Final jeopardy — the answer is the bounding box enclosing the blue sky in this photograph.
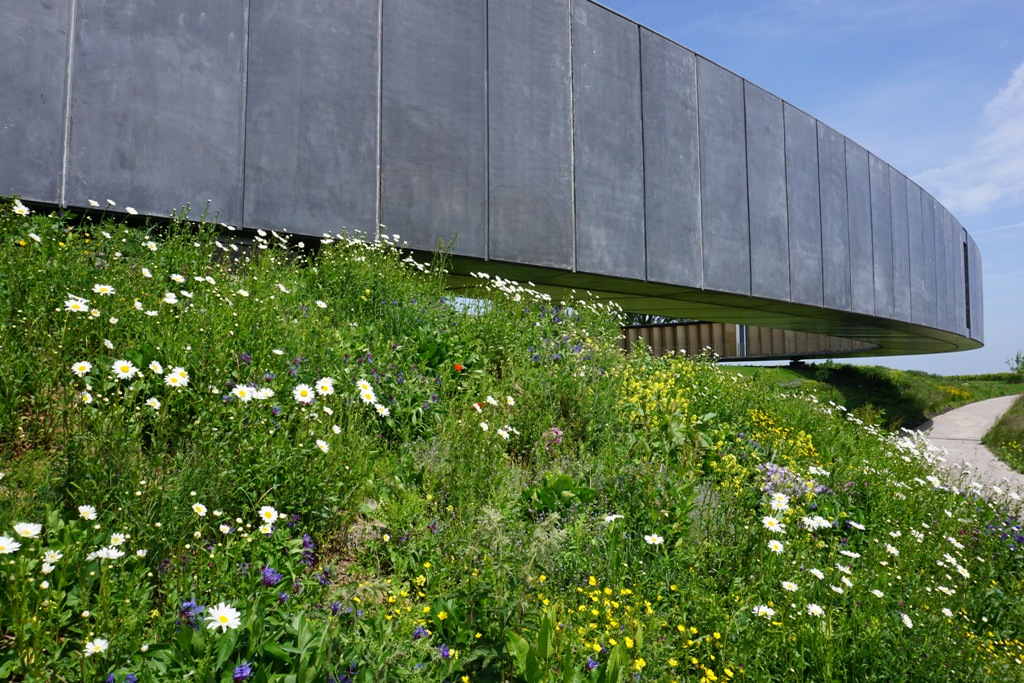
[601,0,1024,375]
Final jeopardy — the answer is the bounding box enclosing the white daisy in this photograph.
[92,284,115,296]
[13,523,42,539]
[782,581,799,592]
[205,603,242,632]
[0,536,22,554]
[192,503,207,517]
[111,360,138,380]
[148,361,164,374]
[65,297,89,313]
[72,361,92,377]
[767,539,785,554]
[232,386,253,402]
[315,439,329,453]
[146,397,161,409]
[258,506,279,524]
[315,377,335,395]
[644,533,664,545]
[806,604,824,617]
[753,605,775,619]
[84,637,109,656]
[293,384,315,403]
[170,274,185,283]
[78,505,97,520]
[374,404,390,417]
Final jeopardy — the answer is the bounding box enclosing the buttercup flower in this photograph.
[72,361,92,377]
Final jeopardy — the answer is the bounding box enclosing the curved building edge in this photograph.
[0,0,983,356]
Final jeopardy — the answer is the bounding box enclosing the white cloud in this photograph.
[917,62,1024,214]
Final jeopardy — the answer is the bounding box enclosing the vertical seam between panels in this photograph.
[568,0,577,272]
[59,0,78,207]
[239,0,251,227]
[638,25,647,282]
[375,0,384,240]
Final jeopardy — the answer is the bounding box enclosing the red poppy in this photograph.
[454,363,464,372]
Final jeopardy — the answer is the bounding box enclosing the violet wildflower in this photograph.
[586,657,599,671]
[412,625,429,639]
[260,566,283,587]
[438,644,451,659]
[233,662,254,682]
[278,592,290,603]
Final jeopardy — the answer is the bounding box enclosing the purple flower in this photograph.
[278,592,290,603]
[261,566,283,587]
[438,644,451,659]
[330,601,341,615]
[586,657,599,671]
[233,662,254,682]
[412,625,429,639]
[264,371,276,382]
[302,533,315,550]
[178,599,205,629]
[239,352,251,365]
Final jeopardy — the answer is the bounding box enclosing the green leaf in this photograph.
[537,610,553,662]
[261,640,292,665]
[506,631,531,675]
[214,628,239,669]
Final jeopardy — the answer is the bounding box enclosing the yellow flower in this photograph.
[423,562,432,569]
[437,611,448,621]
[668,658,678,667]
[634,658,646,671]
[462,677,470,683]
[588,576,597,586]
[625,637,634,649]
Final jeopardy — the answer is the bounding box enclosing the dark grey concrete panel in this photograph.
[381,0,487,256]
[572,1,645,279]
[889,171,911,322]
[641,29,702,287]
[939,207,955,333]
[66,2,246,223]
[784,104,823,307]
[0,1,68,201]
[744,83,789,302]
[868,153,894,318]
[933,197,946,333]
[845,141,874,316]
[906,182,926,325]
[968,234,983,342]
[919,191,938,328]
[953,221,967,336]
[697,57,750,295]
[244,0,380,236]
[489,0,574,269]
[818,123,851,312]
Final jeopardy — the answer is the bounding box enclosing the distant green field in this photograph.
[722,363,1024,430]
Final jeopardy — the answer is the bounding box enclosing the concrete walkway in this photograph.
[918,394,1024,493]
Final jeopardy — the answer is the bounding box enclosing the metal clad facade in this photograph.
[641,29,702,287]
[818,123,852,312]
[380,0,487,256]
[0,0,67,201]
[488,0,574,269]
[66,1,247,223]
[698,57,750,295]
[846,141,875,316]
[906,181,927,325]
[784,104,823,307]
[868,153,894,318]
[745,82,789,302]
[889,171,912,322]
[571,1,645,278]
[244,0,380,234]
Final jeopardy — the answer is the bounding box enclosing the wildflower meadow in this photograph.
[1,197,1023,682]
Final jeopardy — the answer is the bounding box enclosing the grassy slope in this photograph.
[984,395,1024,474]
[725,363,1024,430]
[2,201,1024,682]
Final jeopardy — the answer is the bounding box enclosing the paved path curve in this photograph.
[919,394,1024,491]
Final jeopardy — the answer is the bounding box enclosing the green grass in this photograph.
[2,198,1024,682]
[729,363,1024,430]
[984,395,1024,474]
